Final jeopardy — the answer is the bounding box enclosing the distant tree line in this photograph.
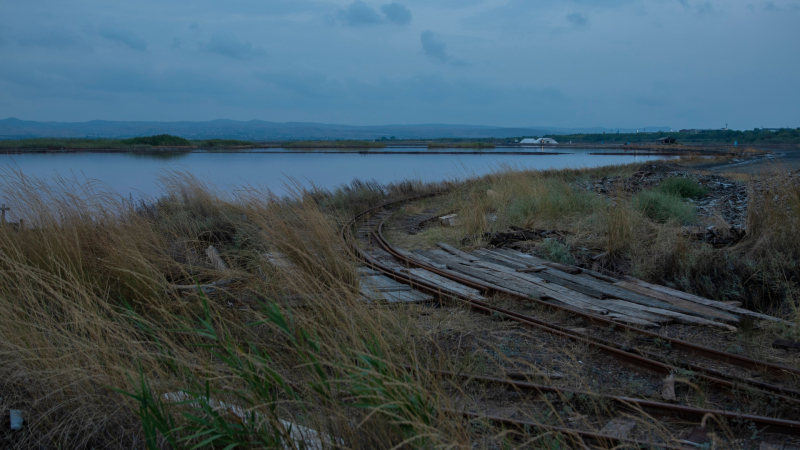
[542,128,800,145]
[0,135,256,150]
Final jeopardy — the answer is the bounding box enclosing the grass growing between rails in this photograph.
[427,142,496,149]
[282,140,387,149]
[0,135,256,150]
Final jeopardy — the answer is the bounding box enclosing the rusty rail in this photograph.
[342,197,800,440]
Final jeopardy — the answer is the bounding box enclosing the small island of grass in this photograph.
[282,140,387,149]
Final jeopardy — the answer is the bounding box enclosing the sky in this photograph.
[0,0,798,130]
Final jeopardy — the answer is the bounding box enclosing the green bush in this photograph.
[633,190,696,224]
[538,238,575,265]
[657,177,707,199]
[120,134,192,147]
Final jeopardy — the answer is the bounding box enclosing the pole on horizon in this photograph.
[0,204,9,224]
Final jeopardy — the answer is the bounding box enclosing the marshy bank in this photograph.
[1,159,799,449]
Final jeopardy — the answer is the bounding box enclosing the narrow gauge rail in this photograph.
[341,196,800,444]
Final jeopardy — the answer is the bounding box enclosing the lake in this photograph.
[0,147,670,199]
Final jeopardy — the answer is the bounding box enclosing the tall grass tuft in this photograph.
[633,190,696,224]
[657,177,708,199]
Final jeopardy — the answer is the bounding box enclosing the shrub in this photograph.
[120,134,192,147]
[657,177,707,199]
[538,238,575,265]
[633,190,695,224]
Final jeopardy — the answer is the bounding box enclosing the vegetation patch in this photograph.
[282,140,386,148]
[657,177,708,199]
[0,135,256,150]
[119,134,192,147]
[633,190,696,224]
[537,238,575,265]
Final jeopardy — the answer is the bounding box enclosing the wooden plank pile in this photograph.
[358,266,433,303]
[400,243,788,329]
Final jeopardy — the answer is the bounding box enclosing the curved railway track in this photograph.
[341,195,800,447]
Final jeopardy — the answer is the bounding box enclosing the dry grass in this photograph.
[0,168,723,449]
[399,162,800,323]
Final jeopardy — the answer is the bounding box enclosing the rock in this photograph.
[10,409,23,430]
[439,214,460,227]
[600,418,636,439]
[486,189,500,198]
[661,375,676,401]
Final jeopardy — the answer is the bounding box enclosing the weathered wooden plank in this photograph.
[447,252,666,324]
[436,242,481,262]
[377,289,434,303]
[516,266,547,273]
[603,300,737,331]
[395,247,657,326]
[404,268,484,300]
[426,251,667,324]
[360,275,413,292]
[486,249,722,319]
[614,281,740,323]
[543,262,582,274]
[393,247,448,270]
[620,277,791,324]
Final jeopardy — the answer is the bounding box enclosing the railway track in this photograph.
[342,196,800,448]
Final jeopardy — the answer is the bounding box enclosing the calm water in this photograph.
[0,147,668,198]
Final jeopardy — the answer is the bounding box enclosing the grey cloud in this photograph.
[338,1,383,26]
[99,27,147,51]
[761,1,800,11]
[189,22,199,31]
[381,3,412,25]
[420,30,448,62]
[338,1,412,26]
[677,0,719,15]
[15,30,90,50]
[199,33,265,60]
[567,12,588,27]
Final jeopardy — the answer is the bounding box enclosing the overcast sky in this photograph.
[0,0,798,129]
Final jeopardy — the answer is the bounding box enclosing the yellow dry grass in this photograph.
[1,165,792,449]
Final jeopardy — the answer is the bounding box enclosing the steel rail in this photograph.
[373,210,800,382]
[346,202,800,403]
[371,222,800,404]
[408,366,800,437]
[342,198,800,439]
[454,410,687,449]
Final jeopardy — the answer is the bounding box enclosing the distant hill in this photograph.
[0,118,672,141]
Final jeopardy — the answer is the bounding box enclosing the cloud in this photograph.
[677,0,719,15]
[381,3,412,25]
[338,1,383,26]
[761,1,800,11]
[337,1,412,26]
[99,27,147,51]
[15,30,90,50]
[566,12,588,27]
[199,33,265,60]
[420,30,448,62]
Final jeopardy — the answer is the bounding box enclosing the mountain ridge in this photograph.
[0,118,672,140]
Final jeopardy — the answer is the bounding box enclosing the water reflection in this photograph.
[125,152,191,161]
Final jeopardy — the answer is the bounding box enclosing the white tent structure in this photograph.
[520,138,558,144]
